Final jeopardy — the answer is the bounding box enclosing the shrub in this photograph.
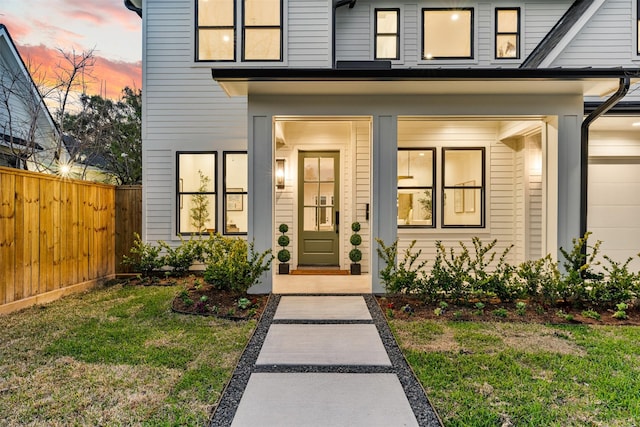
[277,249,291,263]
[351,222,361,232]
[277,235,290,247]
[122,233,164,276]
[203,234,273,293]
[376,239,427,295]
[159,237,200,276]
[517,255,560,306]
[557,232,604,304]
[588,255,637,307]
[427,241,472,303]
[349,248,362,263]
[350,234,362,246]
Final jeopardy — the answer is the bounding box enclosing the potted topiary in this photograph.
[277,223,291,274]
[349,222,362,275]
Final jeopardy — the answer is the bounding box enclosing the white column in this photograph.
[248,115,273,293]
[556,114,581,259]
[372,115,397,294]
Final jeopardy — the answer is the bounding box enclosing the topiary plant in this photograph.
[349,222,362,275]
[277,223,290,274]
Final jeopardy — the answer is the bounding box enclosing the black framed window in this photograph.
[196,0,236,61]
[442,148,485,227]
[223,151,248,235]
[375,9,400,60]
[243,0,282,61]
[495,8,520,59]
[422,8,473,60]
[176,152,217,235]
[397,148,435,227]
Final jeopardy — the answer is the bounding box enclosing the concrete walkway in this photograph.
[209,295,442,427]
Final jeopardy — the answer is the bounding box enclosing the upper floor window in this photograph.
[422,8,473,60]
[177,152,217,235]
[243,0,282,61]
[197,0,236,61]
[375,9,400,60]
[442,148,485,227]
[196,0,282,62]
[495,8,520,59]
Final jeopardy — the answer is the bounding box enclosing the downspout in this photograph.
[332,0,358,68]
[580,76,630,242]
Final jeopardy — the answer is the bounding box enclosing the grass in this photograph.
[390,319,640,426]
[0,282,255,426]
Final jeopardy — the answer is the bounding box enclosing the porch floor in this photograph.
[210,295,442,426]
[272,273,372,294]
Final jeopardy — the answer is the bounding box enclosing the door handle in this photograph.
[335,211,339,234]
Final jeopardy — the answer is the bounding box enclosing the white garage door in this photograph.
[588,158,640,271]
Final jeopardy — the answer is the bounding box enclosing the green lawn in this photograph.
[0,282,255,426]
[391,319,640,426]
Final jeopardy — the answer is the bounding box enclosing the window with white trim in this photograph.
[177,152,217,234]
[375,9,400,60]
[422,8,473,60]
[223,151,248,234]
[495,8,520,59]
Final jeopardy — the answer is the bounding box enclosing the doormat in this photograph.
[290,269,350,275]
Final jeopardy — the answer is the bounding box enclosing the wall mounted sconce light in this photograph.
[276,158,285,189]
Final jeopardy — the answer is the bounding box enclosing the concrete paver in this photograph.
[256,323,391,366]
[230,373,419,427]
[273,295,371,320]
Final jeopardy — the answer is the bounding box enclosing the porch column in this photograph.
[556,114,581,259]
[248,115,273,293]
[372,115,397,294]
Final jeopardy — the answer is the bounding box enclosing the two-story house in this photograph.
[127,0,640,293]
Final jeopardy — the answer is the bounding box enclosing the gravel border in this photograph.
[208,293,443,427]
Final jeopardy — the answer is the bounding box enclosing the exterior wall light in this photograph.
[276,158,285,189]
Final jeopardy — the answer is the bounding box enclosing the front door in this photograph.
[298,151,340,266]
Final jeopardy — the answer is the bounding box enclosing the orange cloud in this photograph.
[63,0,140,32]
[16,43,141,100]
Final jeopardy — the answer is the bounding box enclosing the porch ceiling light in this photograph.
[276,158,285,189]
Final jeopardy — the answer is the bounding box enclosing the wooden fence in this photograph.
[115,185,142,274]
[0,167,141,314]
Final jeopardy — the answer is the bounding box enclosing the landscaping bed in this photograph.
[378,295,640,326]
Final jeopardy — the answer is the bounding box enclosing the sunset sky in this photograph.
[3,0,142,100]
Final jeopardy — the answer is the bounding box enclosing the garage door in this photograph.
[588,158,640,271]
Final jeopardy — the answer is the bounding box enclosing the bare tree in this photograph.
[0,46,96,174]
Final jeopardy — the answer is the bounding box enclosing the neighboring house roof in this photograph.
[124,0,142,17]
[62,134,109,169]
[0,23,63,160]
[521,0,605,69]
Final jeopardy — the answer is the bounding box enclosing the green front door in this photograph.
[298,151,340,266]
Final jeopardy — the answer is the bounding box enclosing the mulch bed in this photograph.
[126,274,268,320]
[377,295,640,326]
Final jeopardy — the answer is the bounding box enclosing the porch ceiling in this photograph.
[211,68,640,98]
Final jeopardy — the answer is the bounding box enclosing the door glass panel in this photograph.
[303,183,318,205]
[319,183,335,205]
[304,158,319,181]
[303,207,317,231]
[318,207,333,231]
[319,157,334,181]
